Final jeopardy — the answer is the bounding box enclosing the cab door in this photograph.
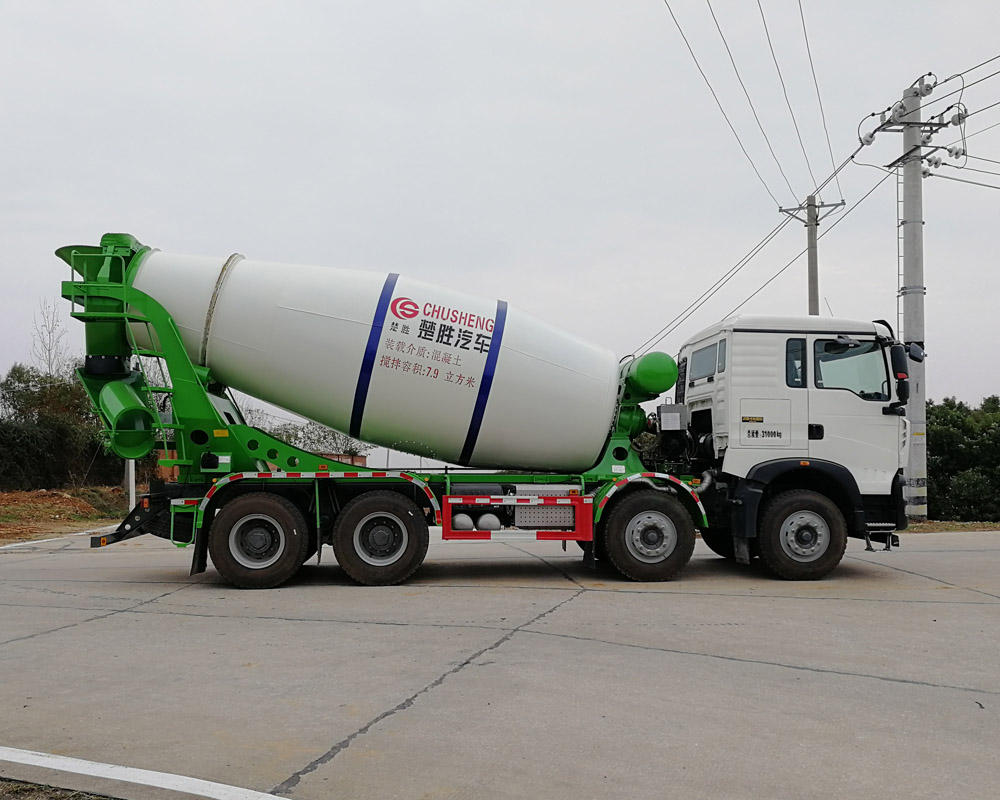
[806,336,901,494]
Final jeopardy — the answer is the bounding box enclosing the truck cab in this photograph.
[672,315,910,578]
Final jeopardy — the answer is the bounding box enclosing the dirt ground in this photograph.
[0,489,124,544]
[0,779,119,800]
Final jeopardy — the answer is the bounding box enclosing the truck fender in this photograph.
[730,458,865,539]
[595,472,708,529]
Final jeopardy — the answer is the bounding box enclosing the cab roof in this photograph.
[680,315,894,351]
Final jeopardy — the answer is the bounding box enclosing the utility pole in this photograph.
[859,74,945,521]
[899,82,928,521]
[779,195,844,314]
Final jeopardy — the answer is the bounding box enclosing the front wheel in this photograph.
[208,493,309,589]
[332,491,430,585]
[757,490,847,580]
[603,491,696,581]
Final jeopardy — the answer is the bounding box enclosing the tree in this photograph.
[926,396,1000,522]
[30,299,71,378]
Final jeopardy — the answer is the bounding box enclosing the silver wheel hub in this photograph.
[229,514,285,570]
[354,512,408,566]
[778,511,830,562]
[625,511,677,564]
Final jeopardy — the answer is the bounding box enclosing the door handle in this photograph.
[808,424,824,440]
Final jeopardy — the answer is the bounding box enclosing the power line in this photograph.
[757,0,818,191]
[924,66,1000,108]
[938,53,1000,86]
[798,0,843,200]
[966,153,1000,166]
[706,0,798,200]
[726,170,894,316]
[945,118,1000,148]
[926,171,1000,191]
[968,98,1000,118]
[634,217,794,355]
[661,0,782,207]
[633,145,863,353]
[942,162,1000,178]
[954,118,1000,144]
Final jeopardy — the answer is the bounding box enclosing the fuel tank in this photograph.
[130,250,621,472]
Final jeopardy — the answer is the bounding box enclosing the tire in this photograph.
[208,493,310,589]
[757,490,848,580]
[700,527,736,560]
[603,491,696,581]
[332,491,430,585]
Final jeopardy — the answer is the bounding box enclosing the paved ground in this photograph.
[1,530,998,800]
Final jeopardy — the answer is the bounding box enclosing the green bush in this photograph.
[927,396,1000,522]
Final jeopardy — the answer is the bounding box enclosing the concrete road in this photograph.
[1,531,998,800]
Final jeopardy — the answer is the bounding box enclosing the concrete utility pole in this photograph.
[779,195,844,314]
[899,83,928,521]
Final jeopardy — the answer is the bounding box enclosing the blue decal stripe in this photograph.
[350,273,399,438]
[459,300,508,466]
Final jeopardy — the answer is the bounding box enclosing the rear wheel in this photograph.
[757,490,847,580]
[209,493,309,589]
[603,491,696,581]
[333,491,429,585]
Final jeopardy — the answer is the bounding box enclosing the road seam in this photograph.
[269,588,585,795]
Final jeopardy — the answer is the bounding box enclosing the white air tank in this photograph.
[130,250,620,472]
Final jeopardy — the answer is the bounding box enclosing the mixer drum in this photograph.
[130,250,620,472]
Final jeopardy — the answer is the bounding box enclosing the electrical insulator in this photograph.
[921,133,934,145]
[922,167,931,178]
[951,111,967,126]
[926,155,943,168]
[917,81,934,97]
[861,131,877,146]
[890,101,906,123]
[947,144,966,158]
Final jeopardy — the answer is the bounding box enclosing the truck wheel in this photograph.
[758,490,848,580]
[603,491,695,581]
[209,493,309,589]
[332,491,429,585]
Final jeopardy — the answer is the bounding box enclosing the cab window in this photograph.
[813,340,889,401]
[689,342,718,381]
[785,338,806,388]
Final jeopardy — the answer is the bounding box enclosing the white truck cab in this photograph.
[673,315,912,579]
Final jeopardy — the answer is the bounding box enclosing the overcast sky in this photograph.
[3,1,998,465]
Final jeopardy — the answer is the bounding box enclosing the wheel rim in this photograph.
[624,511,677,563]
[778,510,830,562]
[354,512,409,567]
[229,514,285,570]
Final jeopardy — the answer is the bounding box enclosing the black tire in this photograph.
[700,527,736,560]
[332,491,429,585]
[208,493,310,589]
[757,490,848,580]
[603,491,696,581]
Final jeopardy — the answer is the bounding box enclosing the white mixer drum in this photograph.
[130,250,620,472]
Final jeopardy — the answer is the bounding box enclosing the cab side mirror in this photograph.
[889,344,910,406]
[907,343,925,362]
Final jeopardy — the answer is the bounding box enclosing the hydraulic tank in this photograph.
[130,251,621,472]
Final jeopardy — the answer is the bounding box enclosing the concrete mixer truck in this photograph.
[57,233,915,588]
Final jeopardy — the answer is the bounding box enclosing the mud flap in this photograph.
[190,523,209,575]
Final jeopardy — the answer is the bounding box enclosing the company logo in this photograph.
[390,297,419,319]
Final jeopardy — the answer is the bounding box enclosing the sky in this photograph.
[2,1,998,466]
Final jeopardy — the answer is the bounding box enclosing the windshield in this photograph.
[813,340,889,401]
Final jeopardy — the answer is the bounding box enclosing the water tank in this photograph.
[130,250,620,472]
